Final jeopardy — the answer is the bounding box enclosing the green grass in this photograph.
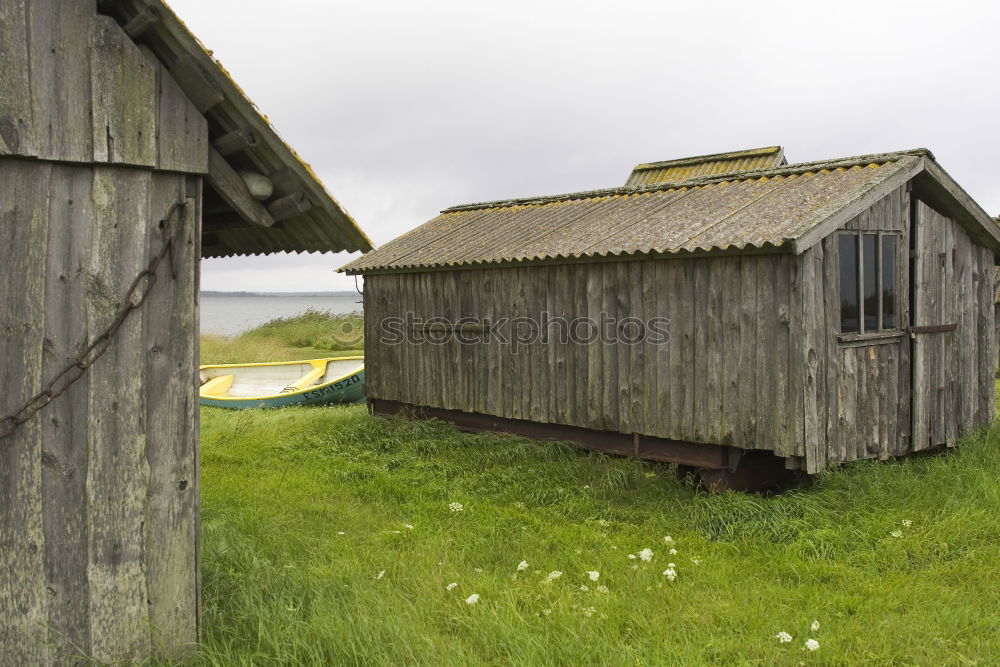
[242,309,363,352]
[191,322,1000,665]
[200,310,363,365]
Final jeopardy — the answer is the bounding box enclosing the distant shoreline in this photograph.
[201,291,359,298]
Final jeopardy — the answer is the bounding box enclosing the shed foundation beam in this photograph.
[368,399,730,469]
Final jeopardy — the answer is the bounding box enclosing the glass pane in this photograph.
[839,234,859,333]
[863,233,878,331]
[881,235,896,329]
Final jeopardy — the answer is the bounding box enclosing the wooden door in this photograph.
[911,200,960,449]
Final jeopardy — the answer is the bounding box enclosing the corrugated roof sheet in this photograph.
[625,146,787,187]
[342,150,931,274]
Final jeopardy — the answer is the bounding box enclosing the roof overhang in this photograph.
[789,151,1000,253]
[100,0,373,258]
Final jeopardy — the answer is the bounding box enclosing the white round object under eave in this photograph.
[239,171,274,201]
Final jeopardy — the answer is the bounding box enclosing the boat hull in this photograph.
[199,357,365,409]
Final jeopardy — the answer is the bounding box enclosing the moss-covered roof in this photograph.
[342,148,1000,274]
[625,146,786,187]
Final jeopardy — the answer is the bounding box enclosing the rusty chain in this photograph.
[0,200,188,440]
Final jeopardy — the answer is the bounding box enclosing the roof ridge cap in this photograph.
[632,145,783,171]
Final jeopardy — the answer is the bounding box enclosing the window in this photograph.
[839,231,898,334]
[839,235,859,333]
[881,235,896,329]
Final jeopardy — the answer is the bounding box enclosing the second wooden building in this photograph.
[343,147,999,484]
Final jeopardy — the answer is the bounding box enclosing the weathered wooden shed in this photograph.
[344,146,999,486]
[0,1,370,662]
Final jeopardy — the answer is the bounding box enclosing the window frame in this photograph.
[838,230,901,337]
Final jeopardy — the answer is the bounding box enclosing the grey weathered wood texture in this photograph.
[366,253,802,457]
[0,1,207,173]
[363,183,997,474]
[789,185,991,471]
[798,186,914,471]
[1,2,205,663]
[4,0,365,661]
[910,200,994,451]
[0,160,52,665]
[0,160,201,664]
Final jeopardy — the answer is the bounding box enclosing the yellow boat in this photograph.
[199,356,365,409]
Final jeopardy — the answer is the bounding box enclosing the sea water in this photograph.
[200,295,363,336]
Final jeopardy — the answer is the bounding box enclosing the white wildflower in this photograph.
[448,502,464,513]
[580,585,589,591]
[668,548,678,555]
[690,557,701,565]
[597,519,610,527]
[663,535,674,544]
[446,582,458,591]
[465,593,479,605]
[639,548,653,562]
[811,619,820,632]
[596,585,609,593]
[775,631,793,644]
[541,608,551,616]
[804,638,819,651]
[627,553,637,560]
[336,531,345,535]
[890,529,903,538]
[517,560,529,571]
[404,524,414,530]
[375,570,385,580]
[662,567,677,582]
[902,519,912,527]
[587,571,600,581]
[581,606,597,617]
[545,570,563,582]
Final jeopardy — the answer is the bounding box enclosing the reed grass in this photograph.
[200,310,363,365]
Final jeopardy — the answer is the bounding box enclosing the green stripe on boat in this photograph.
[199,356,365,409]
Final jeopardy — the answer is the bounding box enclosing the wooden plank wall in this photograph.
[367,183,1000,473]
[0,161,201,663]
[802,185,995,471]
[911,201,995,450]
[0,0,207,173]
[364,252,803,459]
[1,2,208,661]
[803,186,910,472]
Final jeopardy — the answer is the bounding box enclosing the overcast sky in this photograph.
[174,0,1000,292]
